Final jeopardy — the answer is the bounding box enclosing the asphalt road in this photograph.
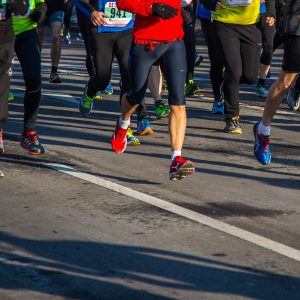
[0,31,299,300]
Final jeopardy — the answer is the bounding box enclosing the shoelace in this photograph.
[26,134,39,144]
[260,135,270,152]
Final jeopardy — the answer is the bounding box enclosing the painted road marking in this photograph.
[44,163,300,262]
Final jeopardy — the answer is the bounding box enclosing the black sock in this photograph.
[257,78,266,87]
[51,66,58,73]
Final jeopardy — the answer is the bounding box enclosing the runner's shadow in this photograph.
[0,232,299,300]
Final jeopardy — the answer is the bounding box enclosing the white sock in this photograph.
[258,121,271,136]
[118,116,130,129]
[171,150,182,161]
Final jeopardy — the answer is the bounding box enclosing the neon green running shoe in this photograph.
[8,91,14,102]
[155,100,170,118]
[185,80,201,96]
[126,128,140,146]
[79,86,94,116]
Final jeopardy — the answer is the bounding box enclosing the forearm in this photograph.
[71,0,95,17]
[116,0,153,16]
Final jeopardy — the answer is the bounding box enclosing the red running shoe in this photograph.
[111,122,128,154]
[20,131,45,155]
[169,156,195,180]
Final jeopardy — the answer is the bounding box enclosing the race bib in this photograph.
[104,2,132,27]
[226,0,252,7]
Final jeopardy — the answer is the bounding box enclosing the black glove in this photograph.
[7,0,29,16]
[181,7,193,25]
[152,3,178,20]
[29,2,45,22]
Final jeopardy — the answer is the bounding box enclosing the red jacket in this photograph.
[117,0,183,42]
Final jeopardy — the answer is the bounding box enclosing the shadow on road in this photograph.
[0,231,299,300]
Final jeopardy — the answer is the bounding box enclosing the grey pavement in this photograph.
[0,33,299,300]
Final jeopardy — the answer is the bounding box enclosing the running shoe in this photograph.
[111,121,128,154]
[94,91,103,100]
[185,80,201,96]
[50,72,62,84]
[287,87,300,111]
[64,32,71,44]
[8,91,14,102]
[169,156,195,181]
[224,116,242,134]
[76,33,84,41]
[195,54,204,66]
[256,85,268,98]
[20,131,45,155]
[0,169,3,178]
[79,87,94,116]
[211,99,224,114]
[0,129,4,155]
[104,84,114,95]
[127,128,140,146]
[137,118,154,136]
[155,100,170,118]
[253,122,271,165]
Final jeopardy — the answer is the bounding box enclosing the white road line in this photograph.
[44,163,300,262]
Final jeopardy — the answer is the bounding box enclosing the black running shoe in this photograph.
[224,116,242,134]
[20,131,45,155]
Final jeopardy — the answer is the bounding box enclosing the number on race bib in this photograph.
[104,2,133,27]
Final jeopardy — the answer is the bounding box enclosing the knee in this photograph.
[241,70,258,84]
[225,69,242,84]
[26,78,41,93]
[52,33,61,43]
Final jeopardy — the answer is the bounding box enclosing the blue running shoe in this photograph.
[79,86,94,116]
[64,33,71,45]
[253,123,271,165]
[104,84,114,95]
[211,99,224,114]
[137,118,154,136]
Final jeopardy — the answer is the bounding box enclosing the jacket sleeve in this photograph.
[266,0,276,19]
[199,0,217,11]
[116,0,153,16]
[71,0,95,17]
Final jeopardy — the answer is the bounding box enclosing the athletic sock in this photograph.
[51,66,58,73]
[171,150,182,161]
[258,121,271,136]
[257,78,266,87]
[118,116,130,129]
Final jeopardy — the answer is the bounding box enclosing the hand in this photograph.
[7,0,29,16]
[266,17,275,26]
[152,3,178,20]
[90,11,108,26]
[215,1,223,10]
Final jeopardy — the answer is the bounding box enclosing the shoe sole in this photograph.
[50,80,62,84]
[170,162,195,181]
[224,130,243,134]
[211,110,224,114]
[137,128,154,136]
[20,143,45,155]
[127,140,140,146]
